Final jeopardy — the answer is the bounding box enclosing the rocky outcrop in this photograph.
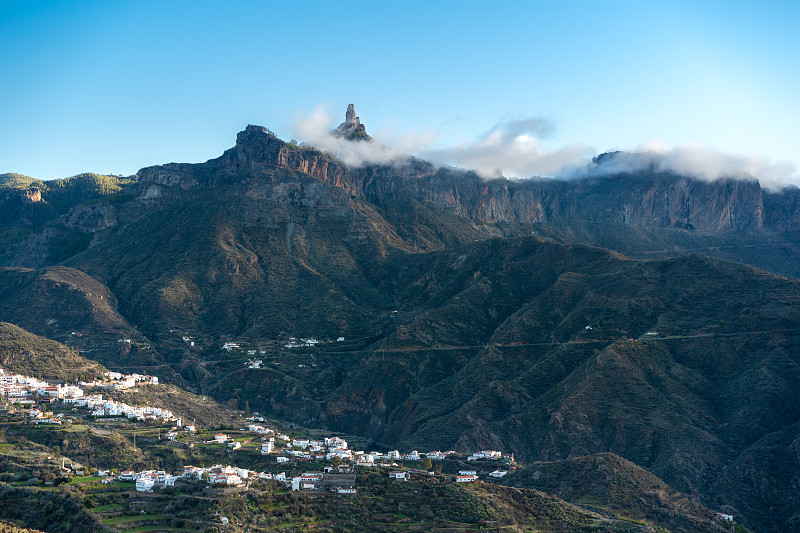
[332,104,372,141]
[20,188,42,203]
[134,123,787,237]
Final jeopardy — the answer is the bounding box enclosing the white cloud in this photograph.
[421,125,593,179]
[291,106,592,178]
[290,105,799,188]
[291,105,428,167]
[587,142,799,190]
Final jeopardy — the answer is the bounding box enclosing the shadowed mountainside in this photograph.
[1,124,799,530]
[504,452,728,533]
[0,322,106,382]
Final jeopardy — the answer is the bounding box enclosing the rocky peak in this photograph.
[345,104,358,125]
[333,104,372,141]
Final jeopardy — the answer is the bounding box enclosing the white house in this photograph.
[356,455,375,467]
[456,474,478,483]
[300,472,322,482]
[389,472,406,481]
[181,466,204,479]
[489,470,507,478]
[119,471,138,481]
[211,472,242,486]
[276,456,289,463]
[261,440,274,455]
[292,439,310,449]
[404,450,421,461]
[325,437,348,449]
[136,476,155,492]
[326,449,351,461]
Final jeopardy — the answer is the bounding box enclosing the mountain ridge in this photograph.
[1,121,799,530]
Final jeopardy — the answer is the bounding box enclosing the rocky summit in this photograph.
[1,121,799,531]
[332,103,372,141]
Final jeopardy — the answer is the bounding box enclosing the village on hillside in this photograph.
[0,365,514,499]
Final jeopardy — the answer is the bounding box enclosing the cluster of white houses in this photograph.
[90,371,159,391]
[109,463,356,494]
[0,367,174,422]
[0,368,84,405]
[283,337,320,348]
[113,464,254,492]
[283,336,345,349]
[66,394,175,422]
[244,421,507,475]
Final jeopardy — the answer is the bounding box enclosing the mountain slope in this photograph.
[505,453,729,533]
[0,322,105,381]
[0,266,156,367]
[0,125,799,530]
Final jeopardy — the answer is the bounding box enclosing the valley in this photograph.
[0,124,798,531]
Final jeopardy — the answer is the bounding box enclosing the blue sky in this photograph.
[1,0,798,183]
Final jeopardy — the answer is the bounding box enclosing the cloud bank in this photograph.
[292,105,434,167]
[291,105,798,189]
[420,118,593,179]
[584,142,798,190]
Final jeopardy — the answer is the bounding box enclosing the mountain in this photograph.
[0,266,158,369]
[1,115,799,530]
[505,452,728,533]
[0,322,105,382]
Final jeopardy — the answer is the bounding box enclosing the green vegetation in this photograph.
[0,485,104,533]
[1,131,798,531]
[0,323,105,382]
[0,172,132,257]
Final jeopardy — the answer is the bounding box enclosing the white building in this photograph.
[261,440,274,455]
[136,476,155,492]
[119,471,138,481]
[404,450,421,461]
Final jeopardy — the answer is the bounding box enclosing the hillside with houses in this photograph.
[0,355,741,532]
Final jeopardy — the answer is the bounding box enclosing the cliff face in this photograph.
[763,186,800,233]
[136,124,774,236]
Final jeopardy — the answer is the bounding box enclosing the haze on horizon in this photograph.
[1,0,798,186]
